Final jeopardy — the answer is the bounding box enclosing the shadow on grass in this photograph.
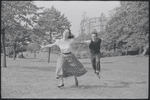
[82,62,114,65]
[81,62,92,64]
[68,79,146,89]
[85,67,111,71]
[24,57,36,59]
[31,59,57,63]
[106,80,147,85]
[66,81,129,89]
[101,62,114,64]
[67,84,127,89]
[25,66,111,72]
[22,66,56,71]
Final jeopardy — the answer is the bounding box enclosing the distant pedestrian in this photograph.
[41,28,87,88]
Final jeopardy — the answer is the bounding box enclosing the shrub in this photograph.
[101,49,126,57]
[100,50,112,57]
[80,51,88,59]
[74,51,81,59]
[17,53,25,58]
[52,50,61,55]
[112,50,124,56]
[127,50,139,55]
[74,50,90,59]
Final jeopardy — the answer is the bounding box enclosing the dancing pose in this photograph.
[41,28,87,88]
[81,31,103,79]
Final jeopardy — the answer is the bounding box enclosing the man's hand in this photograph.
[81,40,91,44]
[80,41,84,44]
[40,45,45,49]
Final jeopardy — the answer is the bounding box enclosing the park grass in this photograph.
[1,52,149,99]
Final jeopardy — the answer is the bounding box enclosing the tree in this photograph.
[106,1,149,55]
[27,43,41,52]
[5,26,32,60]
[1,1,42,67]
[124,1,149,55]
[37,6,71,63]
[1,28,7,67]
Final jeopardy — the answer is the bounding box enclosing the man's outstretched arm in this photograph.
[81,40,91,44]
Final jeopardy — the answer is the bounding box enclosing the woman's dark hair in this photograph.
[67,28,74,39]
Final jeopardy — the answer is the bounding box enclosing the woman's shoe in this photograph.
[75,81,78,86]
[96,72,100,79]
[58,84,64,88]
[75,77,78,86]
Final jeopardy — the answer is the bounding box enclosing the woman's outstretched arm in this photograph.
[41,44,55,48]
[41,40,59,48]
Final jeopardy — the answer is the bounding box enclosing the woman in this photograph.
[41,28,87,88]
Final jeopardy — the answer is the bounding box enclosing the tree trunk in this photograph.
[13,43,16,60]
[125,49,128,55]
[138,46,143,55]
[48,47,51,63]
[1,29,7,68]
[141,44,149,56]
[125,47,128,56]
[34,53,36,59]
[113,43,116,51]
[47,28,52,63]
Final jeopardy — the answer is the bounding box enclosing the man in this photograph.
[81,31,103,79]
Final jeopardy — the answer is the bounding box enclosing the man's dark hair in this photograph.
[67,28,74,39]
[91,31,98,37]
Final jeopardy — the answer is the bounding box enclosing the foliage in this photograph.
[1,1,42,62]
[74,51,90,59]
[105,1,149,55]
[31,6,72,61]
[74,1,149,58]
[27,43,41,53]
[37,6,71,44]
[5,45,26,57]
[17,52,25,58]
[2,1,42,30]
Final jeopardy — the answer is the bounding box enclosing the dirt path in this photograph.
[1,54,148,99]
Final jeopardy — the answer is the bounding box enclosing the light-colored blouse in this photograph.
[54,39,74,53]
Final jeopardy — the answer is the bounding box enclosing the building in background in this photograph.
[79,12,109,35]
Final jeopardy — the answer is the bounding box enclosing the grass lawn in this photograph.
[1,52,149,99]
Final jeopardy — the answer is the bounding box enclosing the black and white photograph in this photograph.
[1,0,149,99]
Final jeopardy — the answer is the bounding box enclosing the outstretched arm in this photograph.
[41,40,59,48]
[71,40,91,44]
[41,44,55,48]
[81,40,91,44]
[101,38,105,42]
[69,38,90,44]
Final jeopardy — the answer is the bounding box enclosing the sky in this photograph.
[34,1,120,37]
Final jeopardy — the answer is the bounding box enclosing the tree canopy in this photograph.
[1,1,42,66]
[105,1,149,53]
[37,6,71,43]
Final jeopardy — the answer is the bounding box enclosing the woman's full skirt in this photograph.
[55,52,87,79]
